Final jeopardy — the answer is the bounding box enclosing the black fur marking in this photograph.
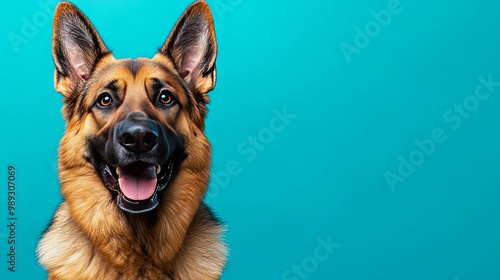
[124,60,144,77]
[201,37,216,77]
[152,63,179,82]
[138,267,146,277]
[200,202,222,226]
[104,80,118,92]
[86,249,95,271]
[54,43,70,78]
[76,90,88,118]
[63,93,79,120]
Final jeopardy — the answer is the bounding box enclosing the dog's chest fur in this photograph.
[38,202,226,280]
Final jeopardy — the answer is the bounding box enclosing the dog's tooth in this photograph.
[156,165,161,174]
[116,167,121,176]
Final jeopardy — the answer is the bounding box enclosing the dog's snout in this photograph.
[126,111,149,120]
[117,118,159,153]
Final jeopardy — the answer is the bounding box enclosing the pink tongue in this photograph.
[118,165,157,201]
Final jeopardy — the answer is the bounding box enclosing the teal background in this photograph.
[1,0,500,279]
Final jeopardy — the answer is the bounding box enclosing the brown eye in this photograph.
[159,89,174,105]
[97,93,113,107]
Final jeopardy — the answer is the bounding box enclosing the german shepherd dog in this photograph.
[37,1,226,279]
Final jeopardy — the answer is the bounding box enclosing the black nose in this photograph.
[117,114,158,153]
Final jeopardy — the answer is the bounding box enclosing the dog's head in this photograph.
[52,1,216,214]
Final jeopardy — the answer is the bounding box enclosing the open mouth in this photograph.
[99,154,176,214]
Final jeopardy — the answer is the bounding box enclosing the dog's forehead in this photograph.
[92,58,183,91]
[121,58,173,78]
[81,57,193,106]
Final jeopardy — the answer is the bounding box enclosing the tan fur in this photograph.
[38,1,227,279]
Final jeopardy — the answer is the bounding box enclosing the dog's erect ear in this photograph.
[157,0,217,100]
[52,2,110,96]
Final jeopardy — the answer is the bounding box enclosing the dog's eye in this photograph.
[158,90,174,105]
[97,93,113,108]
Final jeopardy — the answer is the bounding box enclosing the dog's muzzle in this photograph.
[90,111,180,214]
[103,157,175,214]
